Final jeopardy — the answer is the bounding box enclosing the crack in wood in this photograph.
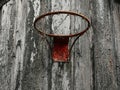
[53,14,69,34]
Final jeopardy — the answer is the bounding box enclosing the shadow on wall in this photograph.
[0,0,10,8]
[114,0,120,4]
[0,8,1,30]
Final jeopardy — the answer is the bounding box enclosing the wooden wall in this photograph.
[0,0,120,90]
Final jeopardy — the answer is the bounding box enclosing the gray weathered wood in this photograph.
[91,0,118,89]
[0,0,10,8]
[113,1,120,89]
[0,0,120,90]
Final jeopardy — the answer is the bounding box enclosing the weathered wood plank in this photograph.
[91,0,118,89]
[0,0,35,90]
[22,0,50,90]
[51,0,71,90]
[70,0,93,90]
[0,1,17,90]
[113,2,120,89]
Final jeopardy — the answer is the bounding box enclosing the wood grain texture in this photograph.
[0,0,120,90]
[91,0,118,89]
[113,1,120,89]
[0,0,10,8]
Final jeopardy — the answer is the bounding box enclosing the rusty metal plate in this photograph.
[52,37,69,62]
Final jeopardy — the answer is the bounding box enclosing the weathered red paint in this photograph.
[52,37,69,62]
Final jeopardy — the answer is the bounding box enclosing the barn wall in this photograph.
[0,0,120,90]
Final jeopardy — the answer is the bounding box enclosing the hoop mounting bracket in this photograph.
[52,36,69,62]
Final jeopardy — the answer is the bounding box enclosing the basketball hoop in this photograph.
[34,11,90,62]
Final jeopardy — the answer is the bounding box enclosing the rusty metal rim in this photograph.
[34,11,90,37]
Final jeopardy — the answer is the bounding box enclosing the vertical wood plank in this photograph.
[113,2,120,89]
[70,0,93,90]
[91,0,118,89]
[51,1,71,90]
[0,1,17,90]
[22,0,50,90]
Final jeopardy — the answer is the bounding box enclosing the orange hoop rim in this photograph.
[34,11,90,37]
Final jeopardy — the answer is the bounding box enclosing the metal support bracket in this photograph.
[52,36,69,62]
